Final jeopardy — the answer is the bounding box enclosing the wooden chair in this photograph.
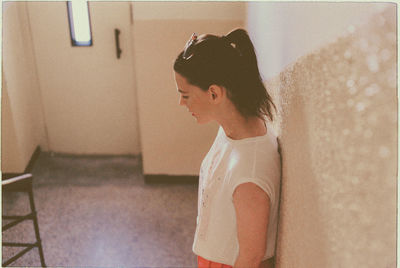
[2,173,46,267]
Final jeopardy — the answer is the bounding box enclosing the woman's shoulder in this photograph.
[233,129,278,155]
[228,129,280,173]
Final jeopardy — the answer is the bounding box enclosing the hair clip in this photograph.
[183,33,197,60]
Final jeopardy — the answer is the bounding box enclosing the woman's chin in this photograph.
[192,113,211,124]
[193,115,208,125]
[195,117,211,124]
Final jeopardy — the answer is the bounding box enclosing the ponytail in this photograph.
[224,29,260,79]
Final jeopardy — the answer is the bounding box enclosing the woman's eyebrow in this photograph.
[178,89,188,94]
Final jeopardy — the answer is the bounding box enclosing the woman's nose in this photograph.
[179,96,185,106]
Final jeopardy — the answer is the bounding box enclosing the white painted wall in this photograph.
[247,2,393,80]
[27,2,140,155]
[2,2,47,172]
[131,2,245,175]
[132,1,245,20]
[2,1,245,174]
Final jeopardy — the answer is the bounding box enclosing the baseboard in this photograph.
[144,174,199,184]
[25,146,41,173]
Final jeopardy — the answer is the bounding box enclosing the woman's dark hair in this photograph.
[174,28,276,122]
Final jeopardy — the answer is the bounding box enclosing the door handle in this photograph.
[115,28,122,59]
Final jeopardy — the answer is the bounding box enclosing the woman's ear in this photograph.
[208,84,225,104]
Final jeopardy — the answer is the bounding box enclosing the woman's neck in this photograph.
[217,110,267,140]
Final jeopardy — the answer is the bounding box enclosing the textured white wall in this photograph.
[247,2,393,80]
[265,6,397,267]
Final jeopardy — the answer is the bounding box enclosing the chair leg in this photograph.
[28,189,46,267]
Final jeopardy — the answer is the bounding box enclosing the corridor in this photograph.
[2,153,198,267]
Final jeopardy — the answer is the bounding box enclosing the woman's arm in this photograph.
[233,182,270,268]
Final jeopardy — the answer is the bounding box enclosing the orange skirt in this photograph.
[197,255,233,268]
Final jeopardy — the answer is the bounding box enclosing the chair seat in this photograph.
[2,173,33,192]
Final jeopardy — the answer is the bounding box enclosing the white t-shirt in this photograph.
[192,124,281,266]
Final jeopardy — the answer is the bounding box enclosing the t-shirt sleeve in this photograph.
[231,177,275,207]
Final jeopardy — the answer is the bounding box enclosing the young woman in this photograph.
[173,28,281,268]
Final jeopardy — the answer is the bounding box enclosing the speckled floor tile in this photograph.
[2,153,198,267]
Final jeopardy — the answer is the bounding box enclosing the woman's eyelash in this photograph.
[182,96,189,99]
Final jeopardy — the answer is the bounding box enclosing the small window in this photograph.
[67,1,93,46]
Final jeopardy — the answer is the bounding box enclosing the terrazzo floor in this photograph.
[2,152,199,267]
